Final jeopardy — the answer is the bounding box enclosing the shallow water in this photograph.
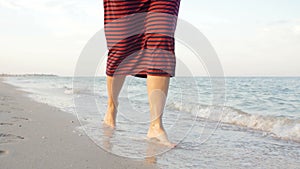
[4,76,300,168]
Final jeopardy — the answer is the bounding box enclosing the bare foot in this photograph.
[103,116,115,128]
[147,127,176,148]
[103,105,117,128]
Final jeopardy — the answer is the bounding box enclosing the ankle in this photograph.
[108,99,118,108]
[106,101,117,119]
[149,122,163,131]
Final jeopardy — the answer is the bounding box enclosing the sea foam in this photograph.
[167,101,300,142]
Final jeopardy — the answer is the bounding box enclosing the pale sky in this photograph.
[0,0,300,76]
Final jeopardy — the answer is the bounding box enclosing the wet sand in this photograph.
[0,79,156,169]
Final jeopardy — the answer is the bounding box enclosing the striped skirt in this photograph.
[104,0,181,78]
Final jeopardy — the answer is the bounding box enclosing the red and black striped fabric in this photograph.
[104,0,181,78]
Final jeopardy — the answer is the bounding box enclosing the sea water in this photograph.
[4,76,300,168]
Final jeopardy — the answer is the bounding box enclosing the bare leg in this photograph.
[146,75,175,147]
[103,75,125,128]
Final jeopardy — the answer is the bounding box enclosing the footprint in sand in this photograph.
[0,150,8,156]
[0,110,11,114]
[11,117,29,121]
[0,122,13,126]
[0,133,24,144]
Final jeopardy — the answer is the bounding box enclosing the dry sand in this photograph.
[0,80,157,169]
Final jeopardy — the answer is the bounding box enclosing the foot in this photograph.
[103,105,117,128]
[103,116,115,128]
[147,126,176,148]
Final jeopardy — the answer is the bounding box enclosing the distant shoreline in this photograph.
[1,74,299,78]
[0,74,58,77]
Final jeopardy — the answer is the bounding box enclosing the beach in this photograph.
[0,79,156,169]
[1,0,300,168]
[1,76,300,169]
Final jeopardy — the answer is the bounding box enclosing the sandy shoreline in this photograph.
[0,80,156,169]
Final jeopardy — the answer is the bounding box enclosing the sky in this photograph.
[0,0,300,76]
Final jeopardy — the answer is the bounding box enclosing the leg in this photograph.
[103,75,126,128]
[146,75,175,147]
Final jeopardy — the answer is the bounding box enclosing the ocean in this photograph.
[3,76,300,168]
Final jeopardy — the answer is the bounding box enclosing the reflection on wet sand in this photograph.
[145,141,158,164]
[101,124,173,165]
[101,121,180,168]
[102,124,115,151]
[145,138,174,164]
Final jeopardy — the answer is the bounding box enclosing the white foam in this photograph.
[167,101,300,142]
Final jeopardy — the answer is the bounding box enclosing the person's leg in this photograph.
[103,75,126,128]
[146,75,175,147]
